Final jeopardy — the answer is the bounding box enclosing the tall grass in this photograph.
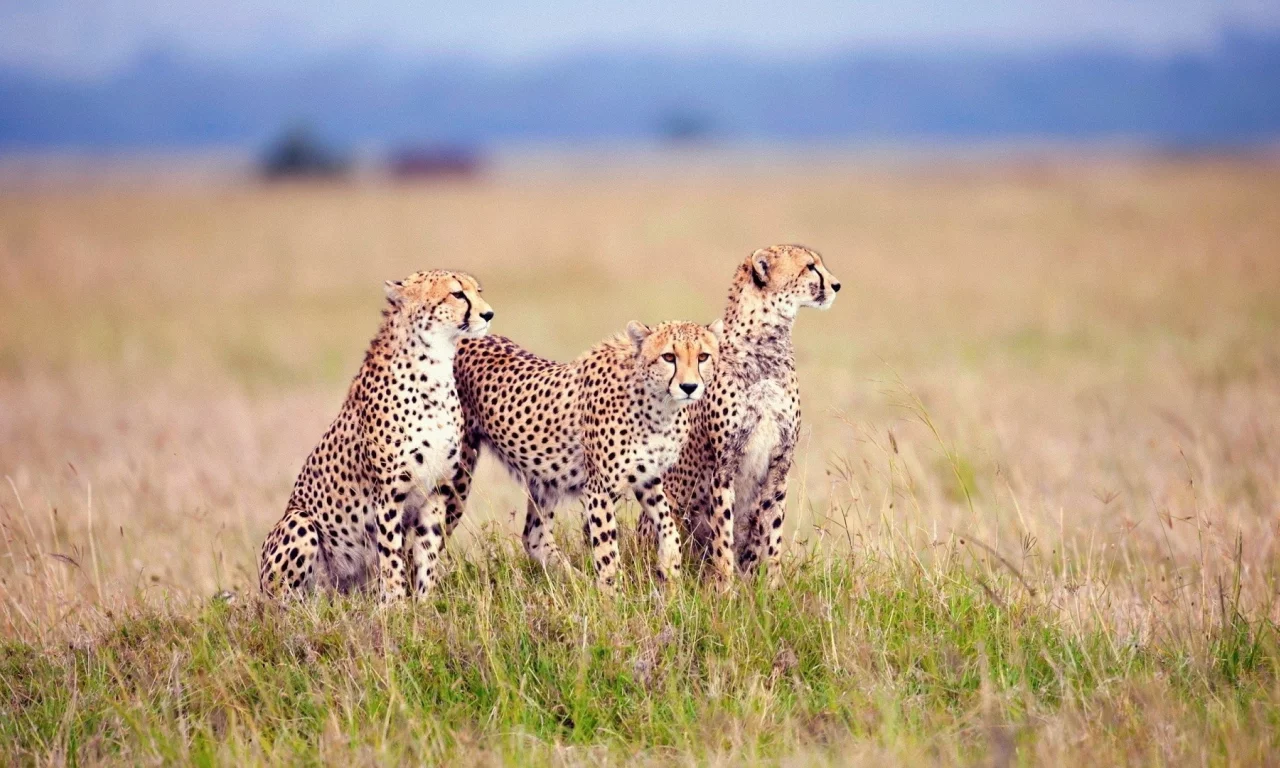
[1,159,1278,764]
[2,524,1277,764]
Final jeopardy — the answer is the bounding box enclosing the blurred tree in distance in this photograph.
[260,125,349,180]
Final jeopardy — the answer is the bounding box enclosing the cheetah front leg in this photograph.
[635,502,657,547]
[583,480,621,591]
[374,476,415,603]
[409,491,449,597]
[684,481,715,565]
[522,493,570,571]
[441,429,481,537]
[633,480,682,582]
[738,450,793,586]
[705,460,741,585]
[408,442,479,596]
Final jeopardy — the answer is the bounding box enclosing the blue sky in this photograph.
[4,0,1280,77]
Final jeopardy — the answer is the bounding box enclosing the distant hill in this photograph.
[2,29,1278,151]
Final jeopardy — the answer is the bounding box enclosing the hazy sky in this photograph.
[4,0,1280,77]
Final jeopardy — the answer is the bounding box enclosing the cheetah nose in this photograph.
[831,281,841,292]
[480,310,494,322]
[679,382,699,395]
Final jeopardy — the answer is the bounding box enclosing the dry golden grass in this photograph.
[1,159,1278,764]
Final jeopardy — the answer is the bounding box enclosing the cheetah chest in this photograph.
[403,410,461,485]
[636,428,684,481]
[733,379,792,510]
[397,356,464,488]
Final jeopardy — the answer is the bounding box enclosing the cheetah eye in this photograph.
[452,290,466,299]
[661,353,677,363]
[698,352,710,362]
[807,263,817,272]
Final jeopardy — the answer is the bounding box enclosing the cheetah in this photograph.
[258,270,494,602]
[642,245,840,586]
[437,320,722,588]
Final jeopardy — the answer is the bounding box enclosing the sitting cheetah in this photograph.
[258,270,494,601]
[643,245,840,585]
[437,320,722,588]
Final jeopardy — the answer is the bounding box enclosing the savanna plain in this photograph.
[1,159,1278,765]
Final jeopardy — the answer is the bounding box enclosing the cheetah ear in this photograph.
[626,321,651,352]
[750,248,771,289]
[709,318,725,343]
[383,280,405,307]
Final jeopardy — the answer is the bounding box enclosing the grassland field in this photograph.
[1,158,1278,765]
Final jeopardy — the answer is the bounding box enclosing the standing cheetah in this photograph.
[437,320,721,588]
[258,270,494,602]
[645,245,840,586]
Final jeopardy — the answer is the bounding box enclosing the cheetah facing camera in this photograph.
[258,270,494,602]
[442,320,722,588]
[643,244,841,586]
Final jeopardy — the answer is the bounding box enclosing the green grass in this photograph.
[3,536,1277,765]
[4,165,1279,765]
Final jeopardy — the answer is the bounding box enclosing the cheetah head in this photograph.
[383,269,494,344]
[626,319,723,406]
[746,244,841,313]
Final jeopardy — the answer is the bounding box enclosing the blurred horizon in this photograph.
[7,1,1280,76]
[2,2,1279,156]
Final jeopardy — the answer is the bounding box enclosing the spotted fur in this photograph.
[258,270,494,602]
[441,320,721,589]
[644,245,840,586]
